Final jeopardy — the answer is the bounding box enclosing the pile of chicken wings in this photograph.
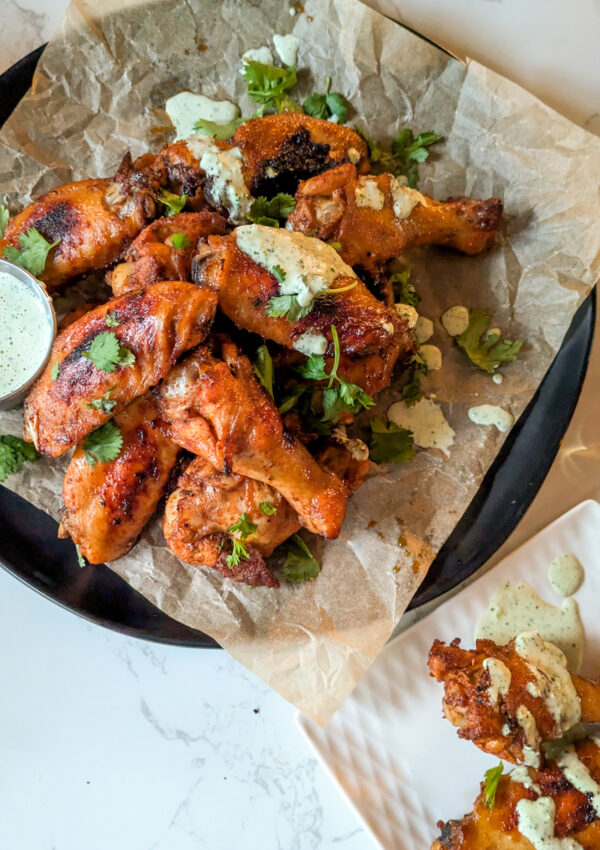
[0,113,502,586]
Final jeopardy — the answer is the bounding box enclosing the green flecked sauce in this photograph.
[0,270,52,396]
[548,553,584,597]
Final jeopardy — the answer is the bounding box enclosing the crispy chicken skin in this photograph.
[59,394,180,564]
[24,282,217,458]
[163,457,300,588]
[433,738,600,850]
[194,234,414,396]
[288,164,503,276]
[0,153,159,290]
[428,638,600,764]
[231,113,369,196]
[108,211,227,296]
[156,339,349,539]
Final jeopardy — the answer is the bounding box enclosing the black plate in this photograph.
[0,47,594,643]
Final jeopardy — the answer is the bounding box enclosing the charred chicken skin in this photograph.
[156,339,349,539]
[428,636,600,765]
[433,737,600,850]
[163,457,300,588]
[288,164,503,277]
[24,282,217,458]
[59,394,180,564]
[0,153,159,290]
[194,228,414,397]
[108,211,227,296]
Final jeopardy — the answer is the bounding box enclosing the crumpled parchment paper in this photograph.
[1,0,600,724]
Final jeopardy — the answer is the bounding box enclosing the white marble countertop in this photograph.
[1,2,599,849]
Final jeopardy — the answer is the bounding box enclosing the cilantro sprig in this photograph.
[3,228,60,277]
[303,77,350,124]
[356,127,443,188]
[281,534,321,583]
[75,544,87,569]
[259,501,276,516]
[105,311,120,328]
[369,417,415,464]
[0,202,9,238]
[265,262,358,323]
[253,344,274,398]
[158,189,188,217]
[171,232,190,250]
[225,512,258,568]
[82,332,135,373]
[402,351,429,406]
[482,763,503,810]
[193,116,245,139]
[456,310,522,374]
[296,325,374,422]
[83,421,123,468]
[84,387,117,414]
[0,435,40,483]
[242,61,300,113]
[390,265,419,307]
[248,193,295,228]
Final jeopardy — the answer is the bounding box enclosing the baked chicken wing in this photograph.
[59,394,180,563]
[0,153,159,290]
[156,339,349,539]
[428,635,600,766]
[108,211,227,296]
[433,738,600,850]
[194,226,414,396]
[163,457,300,588]
[24,281,217,457]
[288,164,503,277]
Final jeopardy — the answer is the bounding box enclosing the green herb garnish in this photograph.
[456,309,522,374]
[82,332,135,373]
[259,501,276,516]
[83,421,123,467]
[0,435,40,483]
[281,534,321,583]
[193,117,245,139]
[482,763,504,810]
[390,266,419,307]
[248,193,295,228]
[225,512,258,568]
[242,61,300,113]
[369,416,415,464]
[253,344,274,398]
[84,387,117,414]
[303,77,350,123]
[75,544,87,569]
[105,311,120,328]
[158,189,188,217]
[51,363,59,381]
[171,232,191,250]
[3,228,60,276]
[0,202,9,238]
[355,127,443,188]
[401,351,429,407]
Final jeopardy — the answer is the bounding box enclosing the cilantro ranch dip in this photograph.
[185,135,252,224]
[0,265,55,403]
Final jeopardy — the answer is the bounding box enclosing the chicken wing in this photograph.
[163,457,300,588]
[433,737,600,850]
[428,635,600,766]
[59,394,179,563]
[24,281,217,458]
[288,164,503,277]
[156,339,349,539]
[194,227,414,397]
[108,211,227,296]
[0,153,159,290]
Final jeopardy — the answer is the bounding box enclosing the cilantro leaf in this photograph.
[259,501,276,516]
[227,512,258,541]
[253,344,274,397]
[0,202,9,238]
[482,763,504,810]
[402,351,429,406]
[105,311,120,328]
[82,332,135,373]
[390,266,419,307]
[281,534,321,583]
[51,363,59,381]
[354,126,443,188]
[457,309,522,374]
[303,77,350,123]
[296,325,374,422]
[85,387,117,414]
[158,189,187,216]
[242,61,299,112]
[171,232,190,250]
[278,383,307,414]
[265,294,313,322]
[193,116,245,139]
[0,435,41,483]
[369,416,415,464]
[248,193,296,227]
[75,544,87,569]
[3,228,60,277]
[226,538,250,568]
[327,241,342,252]
[83,421,123,467]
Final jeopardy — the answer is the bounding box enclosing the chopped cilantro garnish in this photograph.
[281,534,321,583]
[248,193,295,227]
[158,189,188,216]
[82,332,135,373]
[50,363,59,381]
[85,387,117,414]
[355,127,443,188]
[171,232,191,250]
[401,351,429,406]
[253,344,274,398]
[105,311,120,328]
[226,538,250,568]
[83,421,123,468]
[227,512,258,540]
[482,763,503,810]
[3,228,60,277]
[457,310,522,374]
[0,202,9,238]
[369,416,415,464]
[327,241,342,252]
[265,294,313,322]
[303,77,350,123]
[0,435,40,483]
[242,61,300,113]
[390,265,419,307]
[259,501,276,516]
[75,544,87,569]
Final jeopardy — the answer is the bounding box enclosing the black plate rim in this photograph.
[0,44,594,643]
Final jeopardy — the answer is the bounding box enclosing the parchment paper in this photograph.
[1,0,600,724]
